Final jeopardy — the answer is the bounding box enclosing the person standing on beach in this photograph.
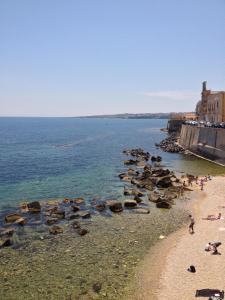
[189,214,195,234]
[200,179,204,191]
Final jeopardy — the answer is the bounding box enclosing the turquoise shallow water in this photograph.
[0,117,224,209]
[1,117,225,299]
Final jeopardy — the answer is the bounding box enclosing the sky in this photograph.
[0,0,225,117]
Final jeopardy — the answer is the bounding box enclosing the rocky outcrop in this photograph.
[156,133,184,153]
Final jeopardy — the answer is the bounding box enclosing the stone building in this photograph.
[196,81,225,123]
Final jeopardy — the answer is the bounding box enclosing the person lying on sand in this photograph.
[202,213,223,221]
[205,242,222,255]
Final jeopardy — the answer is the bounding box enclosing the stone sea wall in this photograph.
[180,125,225,164]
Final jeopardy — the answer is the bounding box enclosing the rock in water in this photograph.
[5,213,22,223]
[0,228,15,237]
[49,225,63,235]
[0,238,12,248]
[27,201,41,213]
[106,200,123,213]
[14,217,27,226]
[76,228,89,236]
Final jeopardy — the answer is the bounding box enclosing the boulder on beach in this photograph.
[148,193,161,203]
[156,176,172,188]
[5,213,22,223]
[27,201,41,213]
[156,201,172,209]
[124,199,137,208]
[106,200,123,213]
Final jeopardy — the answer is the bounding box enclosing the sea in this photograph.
[0,117,223,209]
[0,117,224,300]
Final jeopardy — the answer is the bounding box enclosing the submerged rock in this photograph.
[95,203,106,212]
[14,217,27,226]
[106,200,123,213]
[73,198,85,205]
[0,238,12,248]
[0,227,15,237]
[71,205,80,212]
[46,218,58,225]
[76,228,89,236]
[49,225,63,235]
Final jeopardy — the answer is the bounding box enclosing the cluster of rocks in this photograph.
[155,133,184,153]
[119,148,185,210]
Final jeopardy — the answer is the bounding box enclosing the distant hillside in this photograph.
[78,113,171,119]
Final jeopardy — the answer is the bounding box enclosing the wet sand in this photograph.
[133,176,225,300]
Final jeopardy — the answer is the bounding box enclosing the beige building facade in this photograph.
[196,82,225,123]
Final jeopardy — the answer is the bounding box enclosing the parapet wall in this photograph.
[180,125,225,163]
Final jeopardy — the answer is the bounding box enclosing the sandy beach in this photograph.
[133,175,225,300]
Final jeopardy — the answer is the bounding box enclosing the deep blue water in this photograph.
[0,117,223,209]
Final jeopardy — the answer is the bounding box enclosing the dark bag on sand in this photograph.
[187,265,196,273]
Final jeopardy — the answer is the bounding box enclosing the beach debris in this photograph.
[159,235,165,239]
[27,201,41,213]
[5,213,22,223]
[106,200,123,213]
[187,265,196,273]
[49,225,63,235]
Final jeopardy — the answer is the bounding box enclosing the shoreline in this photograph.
[131,175,225,300]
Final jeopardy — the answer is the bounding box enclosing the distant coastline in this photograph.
[77,113,171,119]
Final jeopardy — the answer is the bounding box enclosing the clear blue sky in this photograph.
[0,0,225,116]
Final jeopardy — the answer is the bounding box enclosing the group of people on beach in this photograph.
[183,174,212,191]
[187,175,223,263]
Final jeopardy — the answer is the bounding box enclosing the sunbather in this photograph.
[205,242,221,255]
[202,213,222,221]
